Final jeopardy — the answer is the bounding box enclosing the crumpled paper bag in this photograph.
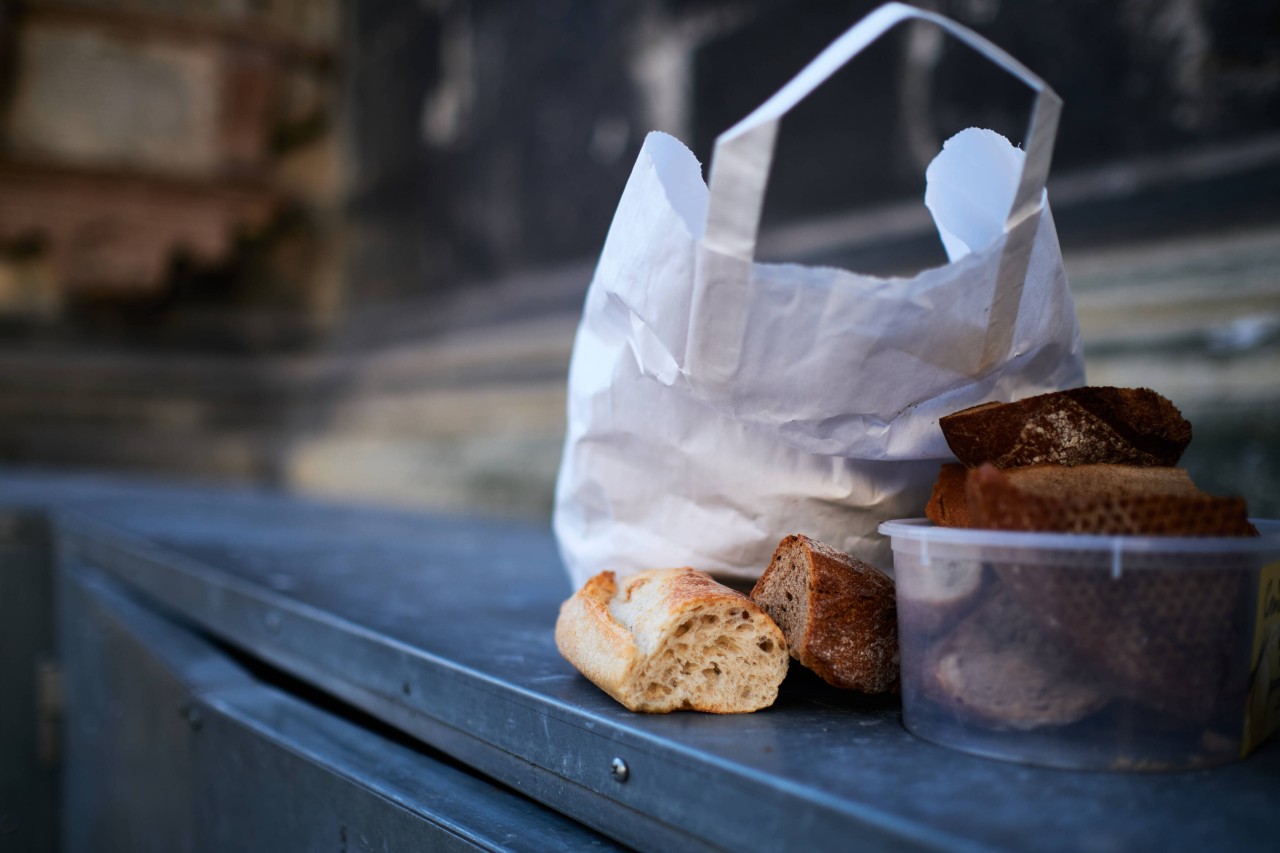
[554,3,1084,589]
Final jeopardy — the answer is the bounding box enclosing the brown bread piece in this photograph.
[555,568,788,713]
[994,554,1249,724]
[924,587,1112,730]
[940,386,1192,468]
[962,463,1255,722]
[750,534,899,693]
[925,463,972,528]
[965,463,1258,536]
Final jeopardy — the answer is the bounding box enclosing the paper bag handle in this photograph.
[703,2,1061,260]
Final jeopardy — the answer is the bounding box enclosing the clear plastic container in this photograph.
[879,518,1280,771]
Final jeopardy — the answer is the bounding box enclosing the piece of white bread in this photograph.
[555,568,788,713]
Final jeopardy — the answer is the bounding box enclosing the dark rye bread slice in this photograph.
[993,553,1250,724]
[940,386,1192,469]
[750,534,899,693]
[964,463,1258,536]
[924,587,1112,730]
[964,464,1255,723]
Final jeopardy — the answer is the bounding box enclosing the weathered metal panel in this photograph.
[0,511,58,853]
[45,486,1280,853]
[2,470,1277,851]
[60,561,619,853]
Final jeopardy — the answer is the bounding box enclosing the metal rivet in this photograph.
[178,701,202,732]
[265,611,282,634]
[610,757,629,783]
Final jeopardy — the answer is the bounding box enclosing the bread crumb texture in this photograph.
[556,568,788,713]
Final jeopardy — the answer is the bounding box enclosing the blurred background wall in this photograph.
[0,0,1277,518]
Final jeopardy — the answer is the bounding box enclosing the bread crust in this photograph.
[554,572,637,699]
[965,463,1258,536]
[555,568,788,713]
[940,386,1192,469]
[954,463,1254,722]
[750,535,899,693]
[925,463,972,528]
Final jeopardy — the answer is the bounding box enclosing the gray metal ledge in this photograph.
[60,559,620,852]
[4,470,1279,851]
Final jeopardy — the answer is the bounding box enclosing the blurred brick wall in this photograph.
[0,0,341,344]
[0,0,344,485]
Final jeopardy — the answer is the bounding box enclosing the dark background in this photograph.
[344,0,1280,298]
[0,0,1277,516]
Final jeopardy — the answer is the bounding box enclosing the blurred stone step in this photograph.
[2,424,283,484]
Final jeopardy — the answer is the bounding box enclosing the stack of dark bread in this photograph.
[917,386,1257,731]
[926,386,1255,536]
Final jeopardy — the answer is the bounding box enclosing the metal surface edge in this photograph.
[53,509,952,853]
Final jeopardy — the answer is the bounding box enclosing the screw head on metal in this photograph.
[178,701,202,731]
[610,757,629,783]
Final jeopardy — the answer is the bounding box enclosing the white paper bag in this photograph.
[554,3,1085,588]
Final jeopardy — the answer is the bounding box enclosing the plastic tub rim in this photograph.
[879,517,1280,555]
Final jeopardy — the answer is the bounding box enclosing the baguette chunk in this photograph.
[555,568,788,713]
